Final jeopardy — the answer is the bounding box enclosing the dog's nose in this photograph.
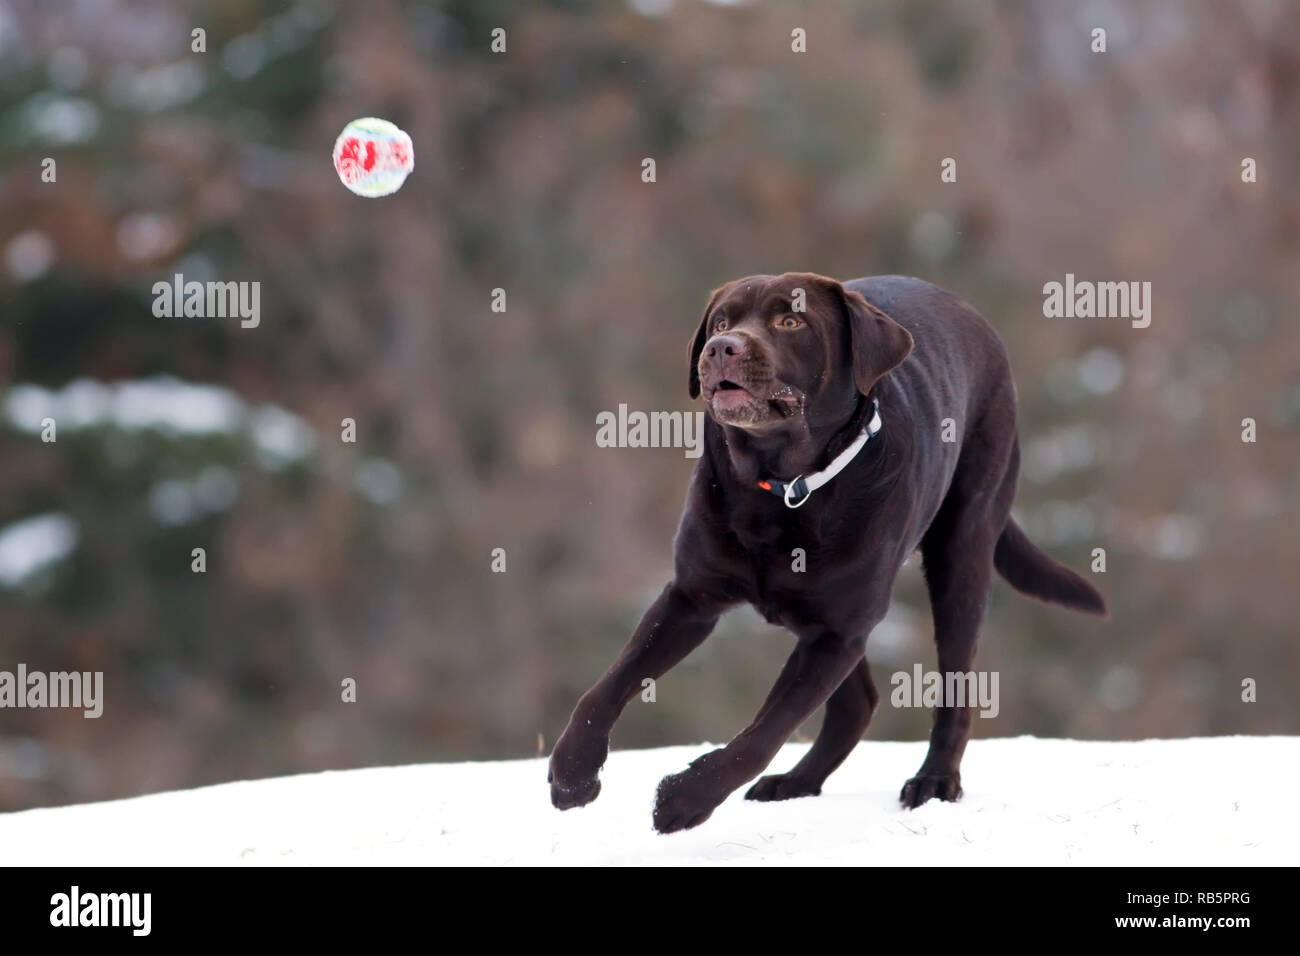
[705,335,745,359]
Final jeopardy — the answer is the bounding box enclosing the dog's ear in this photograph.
[835,284,913,397]
[687,283,731,399]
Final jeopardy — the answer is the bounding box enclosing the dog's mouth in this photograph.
[709,378,755,409]
[707,377,806,427]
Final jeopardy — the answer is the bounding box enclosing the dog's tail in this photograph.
[994,517,1108,617]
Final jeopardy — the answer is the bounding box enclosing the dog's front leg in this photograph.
[652,627,871,833]
[549,583,723,810]
[652,636,865,832]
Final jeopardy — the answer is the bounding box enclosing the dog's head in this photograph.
[688,273,913,432]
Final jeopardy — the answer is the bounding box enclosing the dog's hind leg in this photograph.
[901,400,1018,808]
[744,655,877,801]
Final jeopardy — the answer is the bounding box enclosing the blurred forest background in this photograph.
[0,0,1297,812]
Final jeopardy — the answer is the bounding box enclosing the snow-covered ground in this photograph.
[0,736,1292,865]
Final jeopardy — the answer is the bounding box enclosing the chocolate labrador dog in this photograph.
[549,273,1106,833]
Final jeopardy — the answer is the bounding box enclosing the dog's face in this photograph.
[688,273,913,432]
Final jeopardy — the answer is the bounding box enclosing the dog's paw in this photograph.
[899,771,962,809]
[653,751,731,833]
[744,773,821,802]
[547,728,609,811]
[549,771,602,811]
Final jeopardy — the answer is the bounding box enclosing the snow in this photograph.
[0,512,79,586]
[0,736,1292,865]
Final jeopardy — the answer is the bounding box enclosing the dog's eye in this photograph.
[779,314,803,329]
[713,317,730,333]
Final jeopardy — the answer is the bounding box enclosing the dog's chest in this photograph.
[727,504,834,626]
[728,495,822,553]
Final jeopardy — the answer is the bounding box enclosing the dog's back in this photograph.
[843,276,1015,542]
[846,275,1013,411]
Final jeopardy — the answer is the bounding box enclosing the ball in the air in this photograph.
[332,118,414,198]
